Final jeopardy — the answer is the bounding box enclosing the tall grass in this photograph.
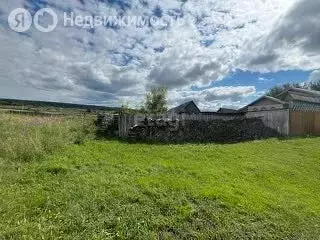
[0,114,96,162]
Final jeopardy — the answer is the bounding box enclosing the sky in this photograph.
[0,0,320,111]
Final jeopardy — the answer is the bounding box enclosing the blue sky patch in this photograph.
[153,6,163,18]
[193,70,312,93]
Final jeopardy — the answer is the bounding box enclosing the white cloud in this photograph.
[243,0,320,72]
[0,0,318,110]
[258,77,274,82]
[204,86,256,101]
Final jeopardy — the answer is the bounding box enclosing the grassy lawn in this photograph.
[1,137,320,239]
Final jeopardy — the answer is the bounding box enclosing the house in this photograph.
[242,88,320,136]
[277,88,320,136]
[277,87,320,112]
[168,88,320,136]
[217,108,239,114]
[238,95,287,113]
[168,101,201,114]
[169,102,240,115]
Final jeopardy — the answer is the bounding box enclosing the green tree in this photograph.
[143,86,168,115]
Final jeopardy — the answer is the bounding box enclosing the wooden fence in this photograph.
[246,108,290,136]
[290,111,320,136]
[118,113,245,137]
[117,108,320,139]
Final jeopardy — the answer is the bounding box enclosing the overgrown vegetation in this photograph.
[0,114,96,162]
[1,131,320,238]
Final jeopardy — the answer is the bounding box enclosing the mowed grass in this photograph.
[1,132,320,239]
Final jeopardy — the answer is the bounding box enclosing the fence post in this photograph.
[118,114,122,137]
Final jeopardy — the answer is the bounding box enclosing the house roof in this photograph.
[277,87,320,99]
[289,94,320,104]
[217,108,238,114]
[277,88,320,111]
[168,101,200,114]
[238,88,320,113]
[247,95,286,106]
[201,111,244,116]
[238,95,285,113]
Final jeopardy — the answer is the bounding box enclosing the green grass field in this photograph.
[0,114,320,239]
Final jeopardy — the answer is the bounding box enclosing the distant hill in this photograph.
[0,98,120,112]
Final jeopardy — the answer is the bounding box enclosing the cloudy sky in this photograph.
[0,0,320,110]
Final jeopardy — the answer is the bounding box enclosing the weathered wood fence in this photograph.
[246,108,290,136]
